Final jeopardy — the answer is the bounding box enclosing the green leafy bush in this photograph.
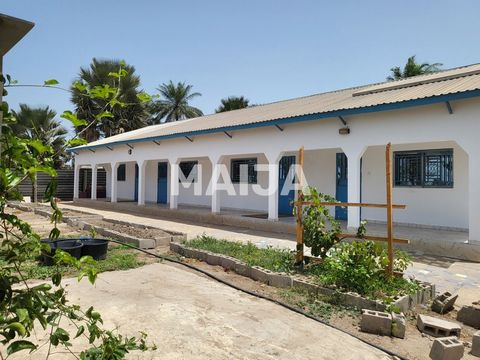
[307,241,418,298]
[186,235,295,273]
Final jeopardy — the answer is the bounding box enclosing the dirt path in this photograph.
[9,262,391,360]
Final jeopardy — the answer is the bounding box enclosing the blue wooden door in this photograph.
[134,164,139,202]
[335,153,348,220]
[157,162,168,204]
[278,155,296,215]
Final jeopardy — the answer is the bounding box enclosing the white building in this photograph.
[70,64,480,250]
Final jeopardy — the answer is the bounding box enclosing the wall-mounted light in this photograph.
[339,127,350,135]
[128,149,133,155]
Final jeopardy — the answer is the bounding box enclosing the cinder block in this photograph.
[193,249,207,262]
[220,256,236,271]
[169,241,183,254]
[429,336,464,360]
[250,266,270,284]
[417,314,461,338]
[206,252,221,266]
[360,309,392,336]
[292,278,318,294]
[393,295,410,313]
[432,292,458,314]
[457,305,480,329]
[182,247,195,258]
[472,331,480,357]
[268,272,292,288]
[391,312,406,339]
[233,261,250,277]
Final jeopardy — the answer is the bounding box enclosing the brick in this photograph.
[457,305,480,329]
[417,314,461,338]
[432,292,458,314]
[206,252,221,266]
[220,256,236,271]
[429,336,464,360]
[391,313,406,339]
[233,261,250,277]
[250,266,270,284]
[360,309,392,336]
[472,331,480,357]
[267,273,292,288]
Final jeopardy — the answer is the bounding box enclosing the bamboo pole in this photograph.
[386,143,394,276]
[295,146,305,265]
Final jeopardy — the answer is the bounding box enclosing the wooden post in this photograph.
[386,143,394,276]
[295,146,305,265]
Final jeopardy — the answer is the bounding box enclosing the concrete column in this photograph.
[169,159,178,209]
[266,153,280,221]
[91,164,98,200]
[111,162,119,203]
[467,147,480,243]
[137,160,147,206]
[73,164,80,200]
[210,156,222,213]
[345,148,364,230]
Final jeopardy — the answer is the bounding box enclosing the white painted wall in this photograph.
[304,148,338,197]
[116,162,136,201]
[361,142,468,229]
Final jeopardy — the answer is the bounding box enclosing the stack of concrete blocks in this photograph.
[429,337,464,360]
[431,292,458,314]
[417,315,461,338]
[472,331,480,357]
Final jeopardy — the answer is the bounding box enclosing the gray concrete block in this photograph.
[268,273,292,288]
[250,266,270,284]
[360,309,392,336]
[457,305,480,329]
[192,249,207,262]
[429,336,464,360]
[169,241,184,254]
[391,312,406,339]
[221,256,236,271]
[183,247,195,258]
[233,261,250,277]
[154,235,171,246]
[292,278,319,294]
[432,292,458,314]
[206,252,221,266]
[417,314,461,338]
[472,331,480,357]
[393,294,410,313]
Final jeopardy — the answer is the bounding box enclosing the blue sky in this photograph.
[3,0,480,136]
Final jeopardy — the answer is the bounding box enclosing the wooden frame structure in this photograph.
[294,143,408,276]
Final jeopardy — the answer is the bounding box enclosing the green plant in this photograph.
[297,187,342,258]
[0,66,155,358]
[89,226,97,239]
[307,241,418,299]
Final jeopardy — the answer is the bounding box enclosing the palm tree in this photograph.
[71,58,147,141]
[215,96,250,113]
[387,56,443,81]
[148,81,203,124]
[12,104,68,201]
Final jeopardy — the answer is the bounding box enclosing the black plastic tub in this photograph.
[41,239,84,266]
[80,239,109,260]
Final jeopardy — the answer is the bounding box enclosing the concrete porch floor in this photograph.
[71,198,479,262]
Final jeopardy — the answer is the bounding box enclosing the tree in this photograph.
[12,104,68,202]
[71,58,147,141]
[387,56,442,81]
[215,96,250,113]
[148,81,203,124]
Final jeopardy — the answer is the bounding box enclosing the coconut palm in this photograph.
[71,58,147,141]
[148,81,203,124]
[12,104,68,201]
[387,56,443,81]
[215,96,250,113]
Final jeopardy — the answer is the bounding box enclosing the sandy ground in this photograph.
[7,263,391,360]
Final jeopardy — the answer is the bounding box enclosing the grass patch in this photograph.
[0,245,147,280]
[186,235,295,273]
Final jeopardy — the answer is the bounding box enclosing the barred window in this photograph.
[179,161,198,182]
[394,149,453,188]
[231,158,257,184]
[117,164,126,181]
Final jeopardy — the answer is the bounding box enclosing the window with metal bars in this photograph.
[394,149,453,188]
[179,161,198,182]
[231,158,257,184]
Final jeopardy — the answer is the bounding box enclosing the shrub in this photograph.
[307,241,418,298]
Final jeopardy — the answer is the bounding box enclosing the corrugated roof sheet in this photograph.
[73,63,480,150]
